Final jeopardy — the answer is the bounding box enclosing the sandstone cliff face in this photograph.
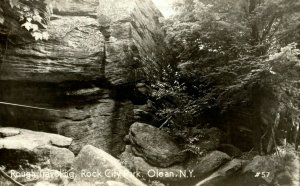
[0,0,163,156]
[0,0,163,85]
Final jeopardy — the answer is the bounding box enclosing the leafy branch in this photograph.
[0,0,69,40]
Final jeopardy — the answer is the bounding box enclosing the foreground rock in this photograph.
[119,145,186,182]
[129,122,187,167]
[186,151,231,178]
[120,145,232,184]
[193,152,300,186]
[71,145,146,186]
[0,127,74,169]
[195,159,245,186]
[9,168,70,185]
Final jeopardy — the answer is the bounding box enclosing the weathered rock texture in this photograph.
[129,122,187,167]
[120,145,233,185]
[72,145,146,186]
[120,145,186,182]
[0,82,134,155]
[186,151,231,178]
[56,99,134,155]
[195,159,245,186]
[0,0,163,85]
[0,127,74,169]
[0,0,163,156]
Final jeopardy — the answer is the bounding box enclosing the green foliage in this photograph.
[162,0,300,110]
[266,43,300,119]
[147,0,300,151]
[165,0,300,60]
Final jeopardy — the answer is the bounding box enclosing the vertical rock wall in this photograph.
[0,0,163,84]
[0,0,164,155]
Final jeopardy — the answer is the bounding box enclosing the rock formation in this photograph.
[0,0,164,156]
[128,122,187,167]
[1,1,296,186]
[0,127,74,170]
[0,0,163,84]
[72,145,146,186]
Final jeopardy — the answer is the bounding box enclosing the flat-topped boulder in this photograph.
[0,127,74,169]
[0,127,73,150]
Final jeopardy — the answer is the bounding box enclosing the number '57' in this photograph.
[255,172,270,178]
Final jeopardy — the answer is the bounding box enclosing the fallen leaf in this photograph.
[21,22,32,31]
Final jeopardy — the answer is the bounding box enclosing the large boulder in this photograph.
[0,127,74,169]
[71,145,146,186]
[129,122,187,167]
